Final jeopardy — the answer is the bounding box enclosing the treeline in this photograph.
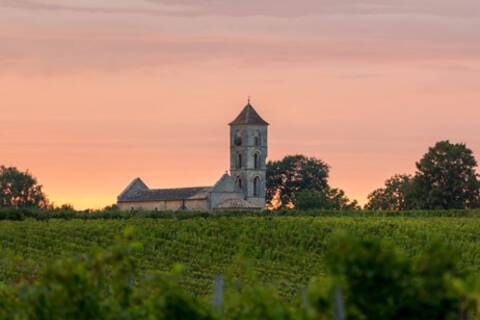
[1,230,478,319]
[267,140,480,211]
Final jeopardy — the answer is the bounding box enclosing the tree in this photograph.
[103,204,119,211]
[266,155,329,208]
[325,188,361,210]
[295,189,360,210]
[365,175,413,210]
[59,204,75,211]
[412,140,480,209]
[367,141,480,210]
[0,166,48,208]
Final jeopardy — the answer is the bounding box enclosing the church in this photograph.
[117,102,269,211]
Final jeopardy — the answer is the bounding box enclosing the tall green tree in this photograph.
[365,175,413,210]
[412,140,480,209]
[0,166,48,208]
[266,155,330,208]
[366,141,480,210]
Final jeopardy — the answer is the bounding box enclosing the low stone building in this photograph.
[117,102,269,211]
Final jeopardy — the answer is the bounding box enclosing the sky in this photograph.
[1,0,480,209]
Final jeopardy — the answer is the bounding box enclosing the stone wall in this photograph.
[210,191,244,209]
[184,199,209,211]
[118,199,209,211]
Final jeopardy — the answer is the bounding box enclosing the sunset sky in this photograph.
[2,0,480,209]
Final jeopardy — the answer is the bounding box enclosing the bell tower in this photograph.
[229,100,269,208]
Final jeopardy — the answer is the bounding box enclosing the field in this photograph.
[2,213,480,298]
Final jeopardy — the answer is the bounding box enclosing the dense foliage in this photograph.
[266,155,355,209]
[0,166,48,209]
[295,189,360,210]
[0,229,215,320]
[413,140,480,209]
[7,207,480,221]
[318,233,479,319]
[266,155,330,208]
[0,227,478,319]
[365,175,413,210]
[367,141,480,210]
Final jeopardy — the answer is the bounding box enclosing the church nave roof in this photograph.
[118,184,212,202]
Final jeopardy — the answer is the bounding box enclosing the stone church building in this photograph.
[117,102,269,211]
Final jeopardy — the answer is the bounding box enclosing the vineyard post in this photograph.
[334,285,345,320]
[213,275,224,314]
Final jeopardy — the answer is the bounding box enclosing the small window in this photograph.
[254,153,260,169]
[237,153,242,169]
[253,176,260,197]
[237,177,242,189]
[254,135,260,146]
[234,131,242,146]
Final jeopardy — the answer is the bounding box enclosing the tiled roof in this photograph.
[117,177,148,200]
[118,186,212,202]
[229,103,269,126]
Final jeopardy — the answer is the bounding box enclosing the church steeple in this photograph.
[229,101,269,126]
[229,101,269,209]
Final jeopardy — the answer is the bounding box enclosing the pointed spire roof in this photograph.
[229,102,269,126]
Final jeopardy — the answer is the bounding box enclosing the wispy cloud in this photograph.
[1,0,480,75]
[139,0,480,18]
[3,0,480,18]
[0,0,198,16]
[2,31,480,75]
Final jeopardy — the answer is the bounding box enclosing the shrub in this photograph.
[2,229,216,320]
[307,232,479,319]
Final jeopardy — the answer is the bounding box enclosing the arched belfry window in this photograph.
[254,133,261,146]
[237,153,242,169]
[234,131,242,146]
[236,177,242,189]
[254,152,260,169]
[253,176,260,197]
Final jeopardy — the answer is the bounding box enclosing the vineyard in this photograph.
[1,212,480,318]
[1,212,480,297]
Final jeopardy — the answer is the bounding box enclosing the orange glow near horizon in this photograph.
[2,1,480,209]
